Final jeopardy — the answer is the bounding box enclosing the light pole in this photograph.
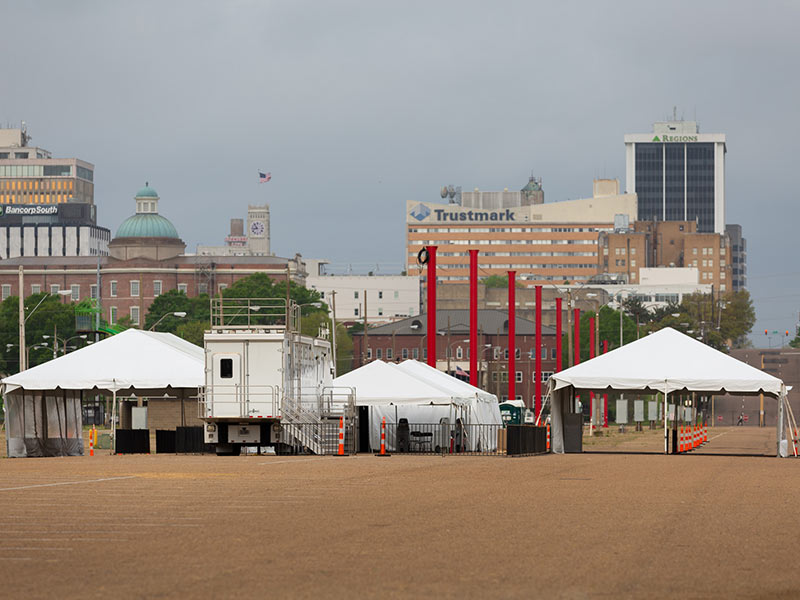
[148,311,187,331]
[479,344,496,391]
[42,333,88,358]
[17,289,72,371]
[446,338,469,374]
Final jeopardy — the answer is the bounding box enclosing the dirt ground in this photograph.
[0,426,797,599]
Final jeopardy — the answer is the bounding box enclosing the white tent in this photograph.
[332,360,502,451]
[547,327,789,456]
[2,329,204,458]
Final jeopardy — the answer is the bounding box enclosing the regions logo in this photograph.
[410,203,431,221]
[652,135,661,142]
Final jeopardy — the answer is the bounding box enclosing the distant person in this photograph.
[737,413,744,426]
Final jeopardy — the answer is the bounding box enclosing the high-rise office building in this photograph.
[0,125,109,258]
[625,119,725,234]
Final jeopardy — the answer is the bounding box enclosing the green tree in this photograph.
[175,320,207,346]
[481,275,523,288]
[144,289,210,333]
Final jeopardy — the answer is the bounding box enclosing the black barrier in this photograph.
[156,429,176,454]
[116,429,150,454]
[176,427,213,453]
[506,425,547,456]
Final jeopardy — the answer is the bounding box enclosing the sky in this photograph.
[1,0,799,343]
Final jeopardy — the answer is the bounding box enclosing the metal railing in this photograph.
[379,423,508,456]
[211,297,299,332]
[198,385,281,419]
[281,420,356,455]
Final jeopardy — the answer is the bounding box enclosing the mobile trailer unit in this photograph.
[200,297,353,455]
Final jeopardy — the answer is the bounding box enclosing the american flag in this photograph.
[456,366,469,376]
[258,171,272,183]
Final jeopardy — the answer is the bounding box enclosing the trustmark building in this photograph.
[625,120,726,234]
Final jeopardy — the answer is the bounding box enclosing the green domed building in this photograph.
[109,185,186,260]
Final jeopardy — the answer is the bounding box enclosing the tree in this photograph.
[481,275,523,288]
[144,289,210,333]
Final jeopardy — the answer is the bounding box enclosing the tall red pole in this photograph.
[469,249,478,386]
[508,271,516,403]
[589,316,595,429]
[573,308,581,365]
[426,245,437,368]
[603,339,609,428]
[535,285,542,419]
[555,297,562,372]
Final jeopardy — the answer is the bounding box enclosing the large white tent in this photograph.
[547,327,789,456]
[2,329,204,458]
[332,360,502,451]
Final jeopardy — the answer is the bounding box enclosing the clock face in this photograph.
[250,221,265,237]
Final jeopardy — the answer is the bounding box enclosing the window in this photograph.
[630,247,636,255]
[493,347,500,359]
[198,283,208,294]
[178,283,187,294]
[354,307,359,316]
[708,259,713,268]
[501,372,509,383]
[50,284,60,294]
[394,291,399,299]
[378,307,383,316]
[130,306,140,325]
[220,358,234,379]
[693,248,698,255]
[413,348,419,359]
[109,306,117,324]
[402,348,409,359]
[367,348,372,359]
[130,280,140,297]
[721,271,726,279]
[503,349,509,360]
[354,291,359,299]
[110,280,117,297]
[541,347,548,359]
[423,348,427,360]
[153,280,162,297]
[515,348,521,359]
[1,284,10,300]
[378,291,383,299]
[219,283,227,292]
[70,284,80,301]
[515,371,523,383]
[376,348,382,359]
[90,284,97,299]
[386,348,394,360]
[631,260,636,267]
[31,284,41,295]
[456,346,463,359]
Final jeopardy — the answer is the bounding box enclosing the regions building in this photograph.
[0,185,305,327]
[0,126,110,258]
[305,259,420,324]
[406,178,637,287]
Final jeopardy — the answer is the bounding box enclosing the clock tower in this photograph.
[246,204,270,255]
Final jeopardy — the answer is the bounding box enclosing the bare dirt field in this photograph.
[0,426,796,599]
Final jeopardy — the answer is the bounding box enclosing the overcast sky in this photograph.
[2,0,798,343]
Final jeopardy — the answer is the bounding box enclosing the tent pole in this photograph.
[111,389,117,455]
[663,385,668,455]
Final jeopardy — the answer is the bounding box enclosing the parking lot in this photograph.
[1,426,797,599]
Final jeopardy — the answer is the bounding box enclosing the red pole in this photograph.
[574,308,581,365]
[535,285,542,419]
[555,297,562,372]
[426,245,437,367]
[469,249,478,386]
[603,339,609,428]
[508,271,516,404]
[589,316,595,430]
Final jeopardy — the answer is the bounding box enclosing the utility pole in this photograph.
[330,290,338,377]
[18,266,25,371]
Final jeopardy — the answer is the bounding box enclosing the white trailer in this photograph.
[200,297,353,455]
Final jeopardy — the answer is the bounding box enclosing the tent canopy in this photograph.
[332,360,461,406]
[394,359,497,403]
[1,329,204,394]
[550,327,785,397]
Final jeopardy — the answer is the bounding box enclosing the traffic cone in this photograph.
[546,423,551,452]
[337,416,346,456]
[376,416,390,457]
[89,433,94,457]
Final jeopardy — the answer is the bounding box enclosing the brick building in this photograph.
[0,185,305,326]
[352,309,557,405]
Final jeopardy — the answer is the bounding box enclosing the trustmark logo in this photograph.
[410,203,431,221]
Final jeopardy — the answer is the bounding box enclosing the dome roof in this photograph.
[116,213,180,239]
[136,185,159,198]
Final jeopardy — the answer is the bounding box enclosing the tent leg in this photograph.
[111,390,117,455]
[663,389,669,455]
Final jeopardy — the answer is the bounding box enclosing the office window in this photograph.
[354,307,359,316]
[541,347,548,359]
[503,349,509,360]
[1,284,10,300]
[50,284,60,294]
[386,348,393,360]
[109,306,117,324]
[455,346,462,359]
[354,291,359,299]
[693,248,698,255]
[153,280,162,297]
[402,348,409,359]
[130,280,140,297]
[110,280,117,297]
[515,371,523,383]
[31,284,41,295]
[70,284,80,301]
[178,283,188,294]
[631,247,636,255]
[708,259,713,268]
[90,284,97,299]
[130,306,140,325]
[376,348,382,359]
[551,348,557,359]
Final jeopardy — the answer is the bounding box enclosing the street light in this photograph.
[16,289,74,371]
[149,311,187,331]
[446,338,470,374]
[42,333,88,358]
